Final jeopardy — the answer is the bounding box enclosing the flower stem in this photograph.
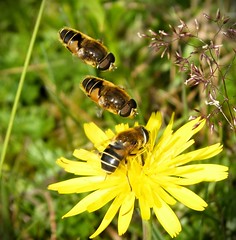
[142,219,152,240]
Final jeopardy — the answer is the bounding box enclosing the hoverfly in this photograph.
[81,76,137,118]
[101,126,149,173]
[59,27,115,71]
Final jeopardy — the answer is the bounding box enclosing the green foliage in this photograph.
[0,0,235,239]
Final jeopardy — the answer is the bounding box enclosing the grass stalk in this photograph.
[0,0,46,177]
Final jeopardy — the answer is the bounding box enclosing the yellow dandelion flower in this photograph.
[48,112,228,238]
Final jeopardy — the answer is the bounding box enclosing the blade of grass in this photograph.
[0,0,46,177]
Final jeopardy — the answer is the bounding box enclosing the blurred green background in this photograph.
[0,0,236,239]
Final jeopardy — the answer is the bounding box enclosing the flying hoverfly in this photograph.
[81,76,137,118]
[59,27,115,71]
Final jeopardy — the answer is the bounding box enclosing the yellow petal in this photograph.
[172,143,223,166]
[63,187,120,218]
[146,112,162,149]
[167,139,195,159]
[155,118,204,159]
[115,123,129,133]
[152,139,195,168]
[153,199,182,238]
[154,187,177,206]
[139,196,151,220]
[73,149,98,161]
[118,192,135,235]
[87,184,129,212]
[56,157,103,176]
[174,117,205,139]
[174,164,228,183]
[105,128,116,139]
[146,112,162,131]
[161,118,205,158]
[90,194,126,238]
[84,122,109,151]
[146,112,162,132]
[48,176,106,193]
[165,186,207,211]
[158,113,174,143]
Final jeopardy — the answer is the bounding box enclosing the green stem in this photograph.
[0,0,46,177]
[142,219,152,240]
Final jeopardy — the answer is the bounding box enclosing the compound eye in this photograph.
[141,126,150,143]
[119,99,137,117]
[98,53,115,70]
